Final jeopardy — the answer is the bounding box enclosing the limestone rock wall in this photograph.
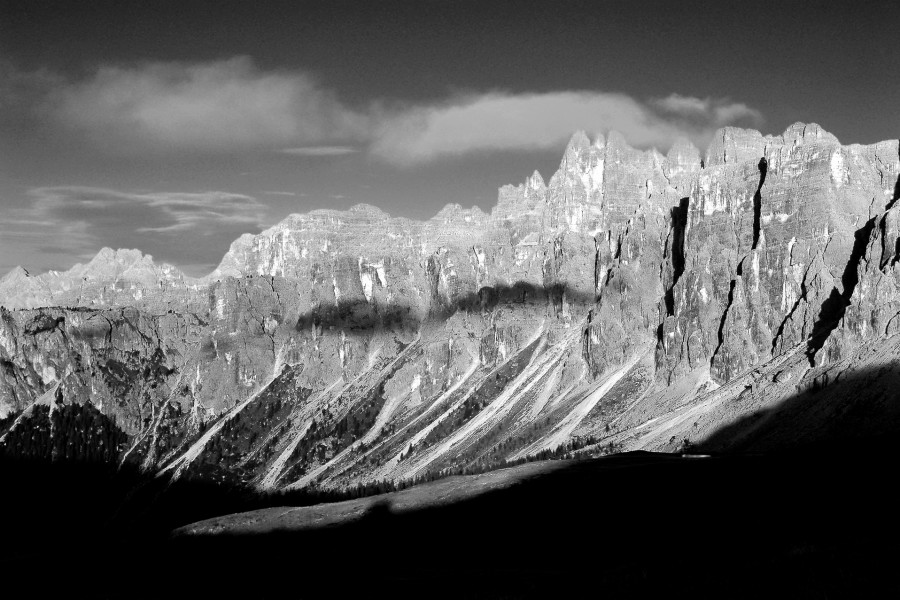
[1,123,898,489]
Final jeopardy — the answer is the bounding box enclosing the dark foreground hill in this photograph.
[6,438,900,599]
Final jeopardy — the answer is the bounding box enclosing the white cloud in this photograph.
[49,57,368,152]
[651,93,763,126]
[652,94,711,116]
[28,57,764,164]
[370,91,764,165]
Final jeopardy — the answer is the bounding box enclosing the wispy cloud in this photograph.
[8,187,269,275]
[280,146,358,156]
[651,93,763,126]
[30,186,265,231]
[261,190,299,196]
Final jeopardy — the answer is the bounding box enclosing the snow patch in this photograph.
[579,159,604,194]
[41,363,57,385]
[700,178,727,216]
[360,269,374,303]
[831,151,845,187]
[776,212,793,223]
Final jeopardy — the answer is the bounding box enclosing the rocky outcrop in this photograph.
[0,306,203,432]
[1,123,898,491]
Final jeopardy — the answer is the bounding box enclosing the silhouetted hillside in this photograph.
[5,363,900,598]
[699,365,900,452]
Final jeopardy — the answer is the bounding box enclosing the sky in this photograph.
[1,0,897,276]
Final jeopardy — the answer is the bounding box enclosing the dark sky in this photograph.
[1,0,897,275]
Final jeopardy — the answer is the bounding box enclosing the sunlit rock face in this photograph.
[0,306,203,430]
[659,124,899,385]
[1,123,898,490]
[0,248,205,313]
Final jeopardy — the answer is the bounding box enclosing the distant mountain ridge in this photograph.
[0,247,198,311]
[1,123,898,493]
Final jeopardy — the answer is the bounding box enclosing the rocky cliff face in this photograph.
[1,123,898,491]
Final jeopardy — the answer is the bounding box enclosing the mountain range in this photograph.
[2,122,899,494]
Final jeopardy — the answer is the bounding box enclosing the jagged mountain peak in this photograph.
[705,125,766,167]
[4,123,898,311]
[0,246,195,311]
[431,203,488,223]
[563,130,593,154]
[84,246,153,267]
[703,122,845,168]
[70,247,188,282]
[345,203,392,218]
[559,131,607,171]
[777,121,839,146]
[0,266,30,284]
[527,170,546,191]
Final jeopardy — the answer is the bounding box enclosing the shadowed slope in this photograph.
[171,443,900,599]
[698,364,900,453]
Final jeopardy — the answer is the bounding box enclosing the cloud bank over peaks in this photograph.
[30,57,763,164]
[369,90,763,165]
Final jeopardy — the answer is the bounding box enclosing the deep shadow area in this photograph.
[664,197,690,315]
[880,173,900,268]
[4,364,900,598]
[805,214,877,365]
[167,447,899,598]
[0,455,271,553]
[0,450,428,557]
[699,365,900,454]
[294,280,596,333]
[807,171,900,364]
[752,157,767,250]
[172,363,900,598]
